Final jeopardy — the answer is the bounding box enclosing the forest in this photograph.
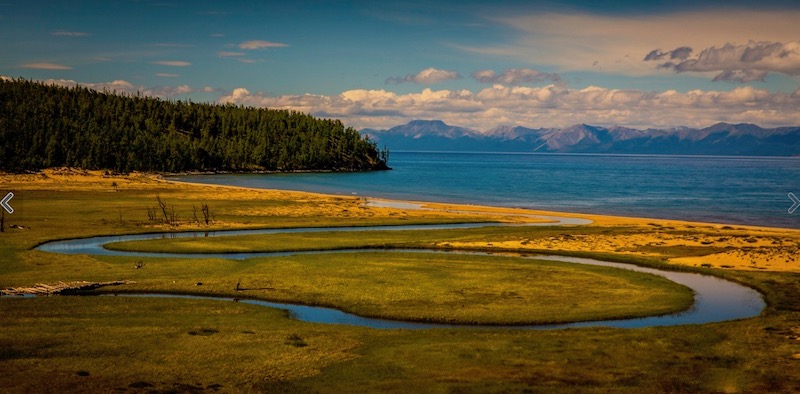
[0,78,389,173]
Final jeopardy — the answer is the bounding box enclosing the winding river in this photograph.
[35,214,765,330]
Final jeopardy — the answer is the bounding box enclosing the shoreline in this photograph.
[8,167,795,232]
[163,175,800,233]
[161,175,800,273]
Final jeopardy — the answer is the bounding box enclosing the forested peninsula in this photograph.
[0,78,389,173]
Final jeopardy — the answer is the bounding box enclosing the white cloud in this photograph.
[152,60,191,67]
[51,31,89,37]
[165,85,193,96]
[386,67,462,84]
[155,73,179,77]
[461,10,800,74]
[239,40,288,50]
[218,84,800,130]
[648,41,800,82]
[472,68,561,85]
[21,62,72,70]
[1,75,11,81]
[41,79,134,92]
[217,51,244,57]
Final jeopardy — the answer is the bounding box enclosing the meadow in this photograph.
[1,169,800,392]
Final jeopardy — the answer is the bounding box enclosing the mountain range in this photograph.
[361,120,800,156]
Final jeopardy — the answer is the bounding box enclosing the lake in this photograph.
[174,152,800,229]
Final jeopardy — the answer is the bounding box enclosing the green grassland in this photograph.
[82,252,691,325]
[1,174,800,392]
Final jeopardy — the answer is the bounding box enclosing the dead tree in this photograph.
[156,195,169,223]
[169,206,178,226]
[201,203,211,225]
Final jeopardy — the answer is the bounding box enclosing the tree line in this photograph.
[0,78,389,173]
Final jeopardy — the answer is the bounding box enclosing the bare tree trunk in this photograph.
[201,203,210,225]
[169,206,177,226]
[156,194,169,223]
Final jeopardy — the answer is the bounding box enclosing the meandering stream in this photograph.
[34,216,765,330]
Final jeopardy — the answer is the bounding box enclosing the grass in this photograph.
[0,296,364,392]
[1,169,800,392]
[87,252,693,325]
[2,292,799,393]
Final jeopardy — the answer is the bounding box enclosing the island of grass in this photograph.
[93,252,694,325]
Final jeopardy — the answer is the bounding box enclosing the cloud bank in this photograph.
[219,84,800,130]
[386,67,461,84]
[16,77,797,132]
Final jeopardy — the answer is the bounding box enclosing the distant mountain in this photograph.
[362,120,800,156]
[361,120,489,152]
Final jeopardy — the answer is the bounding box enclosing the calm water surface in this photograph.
[174,152,800,229]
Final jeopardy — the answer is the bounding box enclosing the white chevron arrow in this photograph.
[1,192,13,214]
[790,193,800,214]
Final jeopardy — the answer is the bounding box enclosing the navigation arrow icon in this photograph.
[1,192,13,214]
[790,193,800,214]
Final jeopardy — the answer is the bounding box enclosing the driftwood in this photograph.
[0,280,134,296]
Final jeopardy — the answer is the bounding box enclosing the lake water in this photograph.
[174,152,800,229]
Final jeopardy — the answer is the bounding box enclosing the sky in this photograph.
[2,0,800,131]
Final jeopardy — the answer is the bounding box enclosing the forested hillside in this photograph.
[0,78,389,172]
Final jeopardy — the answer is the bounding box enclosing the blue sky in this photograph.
[2,0,799,130]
